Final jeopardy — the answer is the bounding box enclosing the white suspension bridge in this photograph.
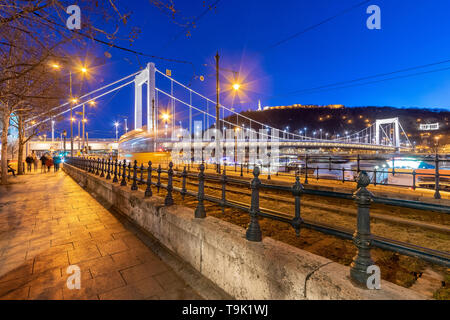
[27,62,413,155]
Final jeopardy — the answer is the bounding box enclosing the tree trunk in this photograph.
[17,115,24,175]
[1,111,10,185]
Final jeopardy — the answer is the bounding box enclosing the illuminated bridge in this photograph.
[27,62,413,155]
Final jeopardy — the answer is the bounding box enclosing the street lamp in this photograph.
[51,62,89,157]
[114,122,119,142]
[213,52,243,173]
[63,130,67,154]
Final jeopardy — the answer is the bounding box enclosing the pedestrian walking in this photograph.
[32,151,38,172]
[53,154,61,172]
[25,154,33,172]
[45,156,54,173]
[40,154,47,173]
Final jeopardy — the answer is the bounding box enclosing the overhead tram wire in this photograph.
[161,0,223,51]
[272,57,450,98]
[268,0,370,49]
[281,64,450,98]
[32,11,196,67]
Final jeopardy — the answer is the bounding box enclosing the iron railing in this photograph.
[65,157,450,284]
[185,154,449,199]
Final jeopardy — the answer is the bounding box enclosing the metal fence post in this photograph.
[221,165,227,213]
[195,163,206,218]
[181,166,187,200]
[357,154,361,173]
[246,166,262,242]
[139,163,144,184]
[291,175,304,237]
[240,163,243,177]
[373,167,377,186]
[156,165,161,193]
[145,161,153,198]
[165,162,174,206]
[350,171,374,286]
[434,153,441,199]
[106,159,111,180]
[121,160,127,186]
[113,159,118,183]
[95,158,100,175]
[342,167,345,183]
[412,169,416,190]
[127,162,131,181]
[100,159,105,178]
[304,154,308,184]
[131,160,138,191]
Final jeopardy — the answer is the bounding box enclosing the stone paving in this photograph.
[0,169,203,300]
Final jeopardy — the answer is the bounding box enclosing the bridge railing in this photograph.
[65,157,450,279]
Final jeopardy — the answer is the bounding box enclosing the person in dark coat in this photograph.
[53,154,61,172]
[40,154,47,173]
[45,156,53,173]
[25,155,33,172]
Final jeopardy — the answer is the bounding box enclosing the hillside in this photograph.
[226,106,449,144]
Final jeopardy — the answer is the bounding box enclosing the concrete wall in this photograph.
[63,164,427,300]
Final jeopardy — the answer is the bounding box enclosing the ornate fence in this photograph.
[65,157,450,280]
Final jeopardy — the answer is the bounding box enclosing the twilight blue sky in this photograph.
[65,0,450,138]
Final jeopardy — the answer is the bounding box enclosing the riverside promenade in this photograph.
[0,169,203,300]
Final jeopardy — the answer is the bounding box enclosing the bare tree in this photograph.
[0,0,138,183]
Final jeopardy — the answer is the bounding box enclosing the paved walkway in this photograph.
[0,170,202,300]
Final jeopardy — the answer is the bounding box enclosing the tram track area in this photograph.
[132,169,450,268]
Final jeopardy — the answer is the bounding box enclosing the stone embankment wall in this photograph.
[63,164,426,300]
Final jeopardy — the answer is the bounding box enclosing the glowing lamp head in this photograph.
[51,63,61,70]
[114,122,119,128]
[81,67,88,73]
[232,83,241,91]
[162,113,170,121]
[89,101,96,106]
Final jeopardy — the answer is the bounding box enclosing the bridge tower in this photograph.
[134,62,156,133]
[375,118,400,152]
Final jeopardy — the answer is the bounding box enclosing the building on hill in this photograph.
[263,104,344,110]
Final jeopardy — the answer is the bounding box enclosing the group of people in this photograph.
[25,151,39,172]
[1,151,63,178]
[25,151,62,173]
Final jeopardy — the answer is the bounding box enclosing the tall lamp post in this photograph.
[114,122,119,142]
[214,52,242,173]
[50,63,88,157]
[215,52,220,173]
[63,130,67,154]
